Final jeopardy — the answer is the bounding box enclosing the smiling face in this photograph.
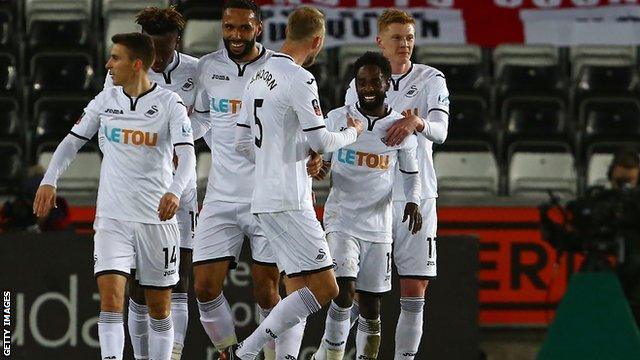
[377,23,415,66]
[355,64,390,113]
[222,7,262,62]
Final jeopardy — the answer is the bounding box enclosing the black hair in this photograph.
[608,147,640,180]
[223,0,261,21]
[111,33,155,70]
[353,51,392,80]
[136,6,186,35]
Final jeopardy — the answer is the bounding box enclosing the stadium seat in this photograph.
[0,98,20,141]
[0,53,16,94]
[29,19,91,51]
[0,9,13,49]
[493,44,558,64]
[496,60,565,95]
[102,0,168,19]
[179,0,223,20]
[434,145,499,196]
[448,95,492,141]
[104,17,142,56]
[580,97,640,145]
[586,153,613,188]
[570,45,636,74]
[417,44,487,92]
[181,19,221,58]
[30,52,94,96]
[574,63,638,95]
[33,97,89,146]
[0,142,23,193]
[502,97,567,146]
[25,0,92,29]
[37,150,100,196]
[196,151,211,193]
[508,142,577,197]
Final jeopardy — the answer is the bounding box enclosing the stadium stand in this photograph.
[181,19,220,57]
[434,142,499,196]
[37,149,101,198]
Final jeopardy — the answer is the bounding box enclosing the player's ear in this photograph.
[376,35,383,49]
[255,21,263,38]
[311,35,322,51]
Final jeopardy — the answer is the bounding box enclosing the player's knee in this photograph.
[358,294,381,319]
[322,278,340,303]
[193,278,222,302]
[334,278,355,307]
[173,275,190,294]
[147,304,171,320]
[100,293,125,312]
[253,285,280,309]
[400,278,429,298]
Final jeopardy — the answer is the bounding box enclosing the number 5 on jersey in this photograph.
[254,98,264,148]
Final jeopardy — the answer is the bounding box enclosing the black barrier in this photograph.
[0,231,478,359]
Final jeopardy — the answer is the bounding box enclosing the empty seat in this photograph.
[434,147,499,196]
[104,17,142,56]
[33,97,88,146]
[0,53,16,94]
[0,9,13,49]
[448,95,491,141]
[496,61,565,95]
[179,0,223,19]
[181,19,220,58]
[102,0,168,18]
[29,19,91,51]
[25,0,92,28]
[417,44,486,92]
[575,64,638,94]
[494,44,558,64]
[586,153,614,188]
[30,52,94,96]
[570,45,635,74]
[37,150,100,196]
[580,98,640,145]
[0,98,20,141]
[502,97,566,145]
[508,143,577,197]
[196,151,211,192]
[0,142,22,193]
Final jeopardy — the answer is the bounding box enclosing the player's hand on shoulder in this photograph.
[386,114,424,146]
[402,202,422,234]
[158,192,180,221]
[347,115,364,136]
[33,185,57,218]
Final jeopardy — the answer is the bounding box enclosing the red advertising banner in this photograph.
[255,0,640,47]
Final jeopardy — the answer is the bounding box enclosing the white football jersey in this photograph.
[238,53,328,213]
[323,105,419,243]
[71,84,194,224]
[346,63,450,200]
[192,45,273,204]
[105,51,199,190]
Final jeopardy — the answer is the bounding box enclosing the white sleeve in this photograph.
[40,135,87,187]
[344,78,357,106]
[234,98,255,162]
[168,98,196,197]
[398,135,421,205]
[420,74,450,144]
[69,93,102,141]
[290,71,358,153]
[190,62,212,140]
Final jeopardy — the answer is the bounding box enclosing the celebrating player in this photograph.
[104,7,199,360]
[313,51,422,360]
[225,6,364,360]
[34,33,196,360]
[344,9,451,359]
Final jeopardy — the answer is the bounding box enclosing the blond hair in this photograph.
[286,6,325,42]
[377,9,415,34]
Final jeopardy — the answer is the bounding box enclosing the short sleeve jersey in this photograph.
[323,104,419,243]
[346,63,450,200]
[239,53,327,213]
[192,45,273,204]
[71,84,194,224]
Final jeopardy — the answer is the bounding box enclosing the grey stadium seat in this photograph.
[586,153,613,188]
[25,0,92,29]
[434,150,499,196]
[508,149,577,198]
[104,16,142,57]
[181,19,221,58]
[102,0,168,18]
[38,150,101,197]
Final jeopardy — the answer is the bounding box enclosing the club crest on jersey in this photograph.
[438,94,450,106]
[405,85,419,98]
[311,99,322,117]
[212,74,230,81]
[144,105,159,118]
[105,108,124,115]
[182,123,192,136]
[181,78,194,91]
[337,148,389,170]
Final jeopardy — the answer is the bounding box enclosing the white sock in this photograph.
[275,317,306,359]
[98,311,124,360]
[149,314,174,360]
[128,300,149,360]
[236,287,321,360]
[394,297,425,360]
[316,301,351,360]
[356,315,381,360]
[259,306,276,360]
[198,293,237,350]
[171,293,189,359]
[350,300,360,329]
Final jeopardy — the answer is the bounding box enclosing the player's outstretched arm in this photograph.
[399,135,422,234]
[305,116,364,154]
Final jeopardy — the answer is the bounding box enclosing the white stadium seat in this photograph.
[104,16,142,57]
[417,44,481,65]
[25,0,92,28]
[587,153,614,188]
[434,151,499,196]
[38,151,101,196]
[102,0,169,18]
[509,151,577,197]
[182,19,221,58]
